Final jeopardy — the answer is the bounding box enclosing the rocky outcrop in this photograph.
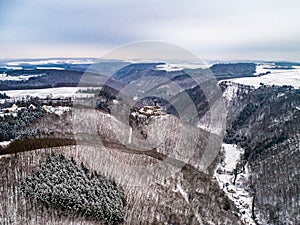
[73,108,222,175]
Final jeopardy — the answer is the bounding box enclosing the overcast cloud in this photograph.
[0,0,300,61]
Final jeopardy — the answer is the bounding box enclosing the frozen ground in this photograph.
[214,144,256,225]
[1,87,95,99]
[227,64,300,88]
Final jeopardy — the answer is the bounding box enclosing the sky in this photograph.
[0,0,300,61]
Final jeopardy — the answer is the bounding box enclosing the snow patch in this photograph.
[176,184,189,204]
[112,99,119,104]
[1,87,94,99]
[223,144,243,171]
[156,63,183,72]
[128,127,132,144]
[0,141,11,148]
[42,105,71,116]
[2,66,23,70]
[222,82,239,102]
[277,92,285,98]
[254,63,273,76]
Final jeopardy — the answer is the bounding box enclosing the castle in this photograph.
[133,100,166,118]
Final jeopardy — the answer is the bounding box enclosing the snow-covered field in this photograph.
[228,64,300,89]
[214,144,256,225]
[1,87,95,99]
[0,73,43,81]
[156,63,184,72]
[1,66,23,70]
[5,59,95,66]
[155,62,211,71]
[0,59,95,71]
[36,67,65,70]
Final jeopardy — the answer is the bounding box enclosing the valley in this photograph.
[0,59,299,224]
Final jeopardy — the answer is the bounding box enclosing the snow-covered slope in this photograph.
[1,87,94,99]
[214,144,256,225]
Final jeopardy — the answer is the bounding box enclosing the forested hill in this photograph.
[0,62,257,91]
[0,70,108,91]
